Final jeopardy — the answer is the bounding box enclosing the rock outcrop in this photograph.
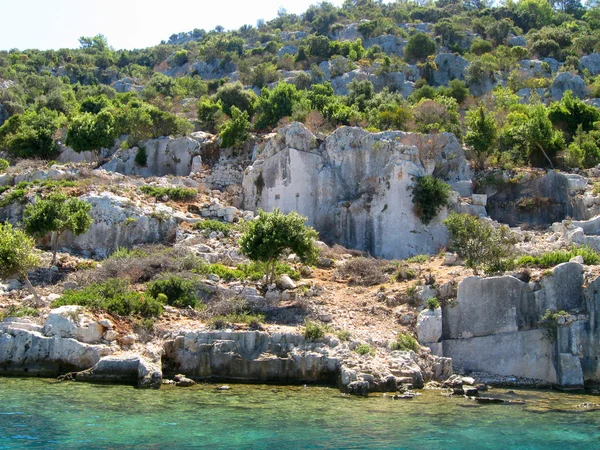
[242,122,472,259]
[103,133,212,177]
[163,329,451,394]
[419,262,599,388]
[74,354,162,389]
[58,191,178,258]
[551,72,587,101]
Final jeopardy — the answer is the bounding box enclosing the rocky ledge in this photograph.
[0,306,451,395]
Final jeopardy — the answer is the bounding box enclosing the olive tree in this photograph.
[238,209,319,284]
[0,222,41,303]
[24,193,93,265]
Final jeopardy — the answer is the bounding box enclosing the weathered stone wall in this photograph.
[243,123,472,259]
[422,262,597,387]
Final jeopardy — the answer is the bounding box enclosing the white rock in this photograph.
[43,306,105,343]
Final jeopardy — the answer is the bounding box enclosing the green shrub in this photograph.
[0,188,27,207]
[194,219,234,236]
[139,186,197,201]
[147,275,198,308]
[219,105,250,149]
[304,320,328,341]
[390,333,420,352]
[444,212,517,274]
[411,175,451,225]
[53,279,163,317]
[516,246,600,268]
[336,330,351,341]
[355,344,374,355]
[135,145,147,167]
[109,247,149,259]
[470,39,493,55]
[426,297,440,310]
[5,305,39,317]
[404,32,436,61]
[0,159,9,172]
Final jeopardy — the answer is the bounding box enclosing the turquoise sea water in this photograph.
[1,378,600,449]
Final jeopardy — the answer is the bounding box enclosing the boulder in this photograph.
[580,53,600,76]
[43,306,105,344]
[57,191,178,258]
[551,72,587,101]
[508,35,527,47]
[0,327,111,376]
[431,53,469,86]
[277,45,298,58]
[103,134,211,177]
[75,354,162,389]
[416,308,442,345]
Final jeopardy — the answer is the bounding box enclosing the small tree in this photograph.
[24,193,93,265]
[65,110,116,154]
[443,212,517,275]
[465,105,498,158]
[0,222,41,303]
[239,209,319,285]
[219,106,250,149]
[404,32,436,61]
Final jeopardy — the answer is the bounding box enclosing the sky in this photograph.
[0,0,347,51]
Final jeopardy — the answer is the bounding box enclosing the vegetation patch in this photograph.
[194,219,235,236]
[53,279,163,318]
[516,246,600,268]
[139,186,197,201]
[147,275,199,308]
[390,333,420,352]
[411,176,451,225]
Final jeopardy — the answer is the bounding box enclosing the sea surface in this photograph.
[1,377,600,449]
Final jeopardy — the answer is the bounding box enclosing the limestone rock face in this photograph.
[103,133,211,177]
[43,306,105,344]
[431,53,469,86]
[508,35,527,47]
[417,308,442,346]
[363,35,407,57]
[163,330,341,382]
[551,72,587,101]
[58,191,178,258]
[75,354,162,389]
[0,327,111,376]
[580,53,600,76]
[243,123,471,259]
[439,265,597,387]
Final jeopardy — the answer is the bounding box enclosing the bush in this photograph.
[194,219,234,236]
[390,333,420,352]
[333,257,391,286]
[404,32,436,61]
[0,108,64,158]
[426,297,440,310]
[219,106,250,148]
[304,320,328,341]
[215,82,257,117]
[355,344,373,355]
[65,110,116,153]
[516,246,600,268]
[411,175,451,225]
[147,275,198,308]
[139,186,197,201]
[53,279,163,317]
[470,39,493,55]
[444,213,517,274]
[254,83,300,130]
[0,159,9,172]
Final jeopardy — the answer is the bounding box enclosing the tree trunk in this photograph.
[23,274,41,306]
[51,231,58,266]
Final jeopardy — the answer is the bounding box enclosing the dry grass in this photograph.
[332,257,394,286]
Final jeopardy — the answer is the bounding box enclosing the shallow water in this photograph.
[1,378,600,449]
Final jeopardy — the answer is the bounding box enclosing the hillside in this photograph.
[3,0,600,393]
